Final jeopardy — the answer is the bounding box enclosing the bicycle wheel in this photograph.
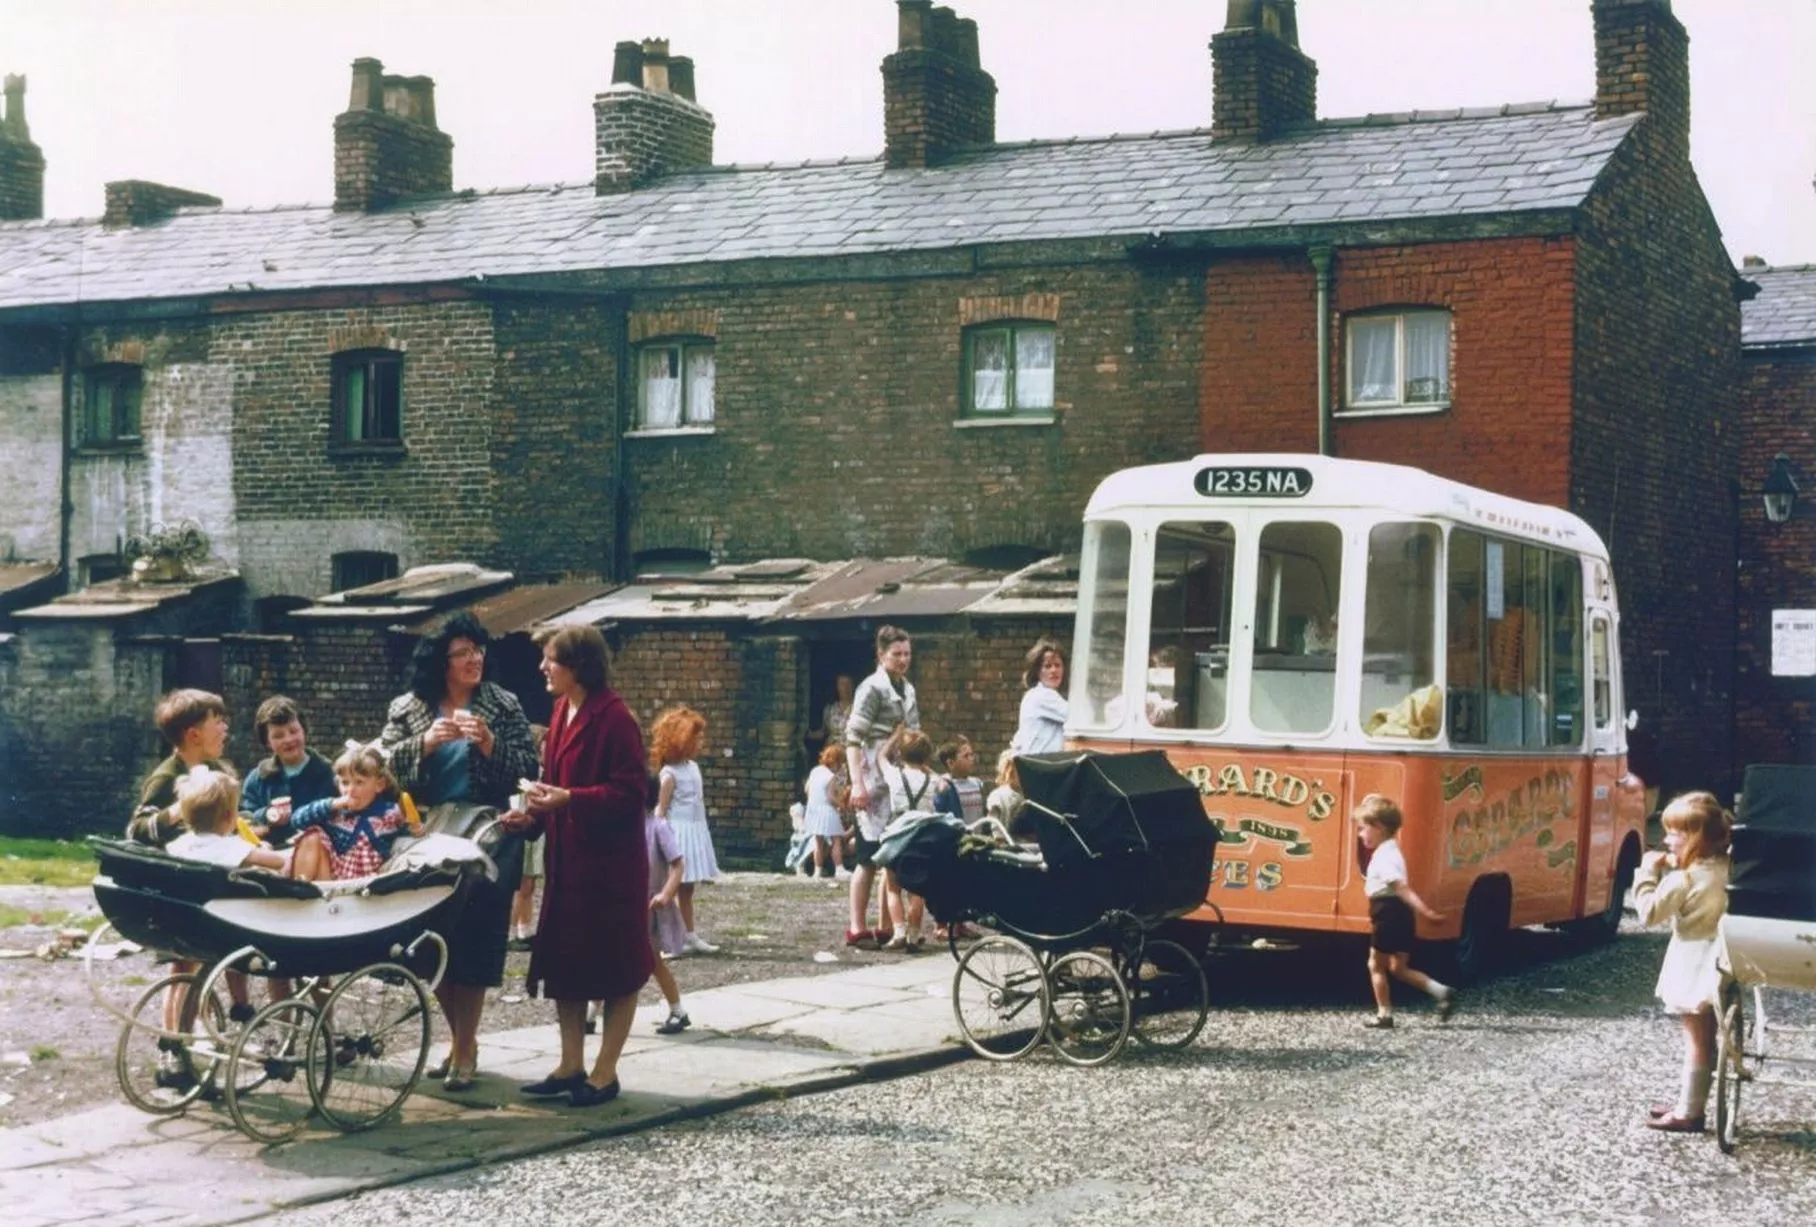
[1128,938,1209,1050]
[115,972,227,1115]
[309,963,431,1131]
[1715,993,1745,1155]
[1045,950,1131,1067]
[226,999,320,1145]
[952,935,1049,1060]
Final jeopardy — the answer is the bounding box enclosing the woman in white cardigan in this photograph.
[1010,637,1069,756]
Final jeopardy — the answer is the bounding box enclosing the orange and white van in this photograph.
[1068,454,1648,978]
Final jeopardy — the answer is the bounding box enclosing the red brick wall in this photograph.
[1200,235,1578,502]
[1735,350,1816,768]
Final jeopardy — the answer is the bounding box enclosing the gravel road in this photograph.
[270,921,1816,1227]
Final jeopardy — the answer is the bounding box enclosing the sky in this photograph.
[4,0,1813,265]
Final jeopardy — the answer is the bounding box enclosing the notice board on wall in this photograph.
[1772,610,1816,677]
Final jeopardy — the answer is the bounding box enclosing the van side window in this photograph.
[1074,520,1132,726]
[1359,522,1440,739]
[1447,529,1584,748]
[1149,521,1235,730]
[1591,615,1613,731]
[1249,521,1342,735]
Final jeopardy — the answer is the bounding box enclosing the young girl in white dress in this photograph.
[803,742,849,880]
[650,705,721,955]
[1631,790,1733,1133]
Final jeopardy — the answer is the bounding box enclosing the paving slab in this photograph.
[0,959,969,1227]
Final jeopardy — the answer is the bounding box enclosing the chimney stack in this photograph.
[1593,0,1690,160]
[333,58,454,212]
[1211,0,1316,142]
[882,1,996,169]
[0,73,45,221]
[594,39,715,195]
[103,180,221,229]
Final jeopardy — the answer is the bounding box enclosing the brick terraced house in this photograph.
[0,0,1777,851]
[1735,264,1816,770]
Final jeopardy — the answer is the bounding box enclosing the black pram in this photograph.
[889,750,1218,1066]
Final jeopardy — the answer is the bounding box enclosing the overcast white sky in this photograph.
[5,0,1813,264]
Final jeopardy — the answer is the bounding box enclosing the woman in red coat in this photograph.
[504,624,652,1107]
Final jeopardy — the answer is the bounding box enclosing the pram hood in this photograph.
[1731,764,1816,923]
[1015,750,1210,870]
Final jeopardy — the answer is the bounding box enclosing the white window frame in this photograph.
[1341,309,1451,416]
[963,322,1057,421]
[632,338,716,435]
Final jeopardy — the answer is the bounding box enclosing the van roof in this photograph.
[1084,454,1608,560]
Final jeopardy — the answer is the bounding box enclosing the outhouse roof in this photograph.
[0,103,1639,312]
[1742,265,1816,349]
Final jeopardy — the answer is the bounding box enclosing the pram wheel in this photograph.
[115,972,230,1116]
[953,936,1049,1061]
[226,999,321,1145]
[1045,950,1131,1067]
[1127,939,1208,1050]
[1715,987,1747,1154]
[309,962,431,1132]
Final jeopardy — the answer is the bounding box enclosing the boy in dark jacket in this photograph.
[239,696,337,848]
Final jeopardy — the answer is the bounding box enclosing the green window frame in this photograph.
[331,350,403,446]
[964,322,1055,417]
[82,365,143,447]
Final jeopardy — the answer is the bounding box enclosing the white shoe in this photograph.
[833,867,852,881]
[881,931,908,950]
[684,933,719,954]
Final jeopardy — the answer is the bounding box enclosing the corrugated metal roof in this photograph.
[1742,265,1816,349]
[963,555,1080,618]
[555,560,844,626]
[0,562,58,599]
[323,563,513,606]
[13,571,239,620]
[770,558,1006,623]
[0,105,1637,311]
[396,580,616,637]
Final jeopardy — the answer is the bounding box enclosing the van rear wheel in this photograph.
[1447,880,1510,986]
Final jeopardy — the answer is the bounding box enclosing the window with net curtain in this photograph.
[638,339,715,429]
[966,323,1056,416]
[1343,309,1451,411]
[332,350,403,444]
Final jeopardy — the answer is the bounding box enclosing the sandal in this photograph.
[426,1056,452,1081]
[443,1064,479,1092]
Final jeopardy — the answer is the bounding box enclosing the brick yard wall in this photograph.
[1734,349,1816,770]
[1572,131,1740,798]
[622,262,1204,565]
[0,582,244,838]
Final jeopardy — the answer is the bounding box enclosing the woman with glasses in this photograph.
[380,611,539,1091]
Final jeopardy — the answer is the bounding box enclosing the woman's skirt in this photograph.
[670,817,720,884]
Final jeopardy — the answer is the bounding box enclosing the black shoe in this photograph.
[1361,1015,1396,1030]
[154,1064,197,1091]
[1436,990,1458,1022]
[569,1079,621,1107]
[520,1072,587,1097]
[228,1002,257,1025]
[655,1010,691,1036]
[507,936,534,953]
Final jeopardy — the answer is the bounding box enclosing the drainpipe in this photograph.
[1309,245,1334,457]
[58,325,75,592]
[611,309,629,581]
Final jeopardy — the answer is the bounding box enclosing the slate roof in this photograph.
[1741,266,1816,349]
[0,103,1638,313]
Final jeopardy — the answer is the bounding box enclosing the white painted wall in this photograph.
[0,374,64,562]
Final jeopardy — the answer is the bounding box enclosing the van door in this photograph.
[1582,609,1622,917]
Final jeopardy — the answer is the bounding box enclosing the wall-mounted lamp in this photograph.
[1763,453,1801,524]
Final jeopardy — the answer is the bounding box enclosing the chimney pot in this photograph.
[640,40,671,94]
[349,57,385,112]
[897,0,933,50]
[611,41,643,86]
[669,56,697,102]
